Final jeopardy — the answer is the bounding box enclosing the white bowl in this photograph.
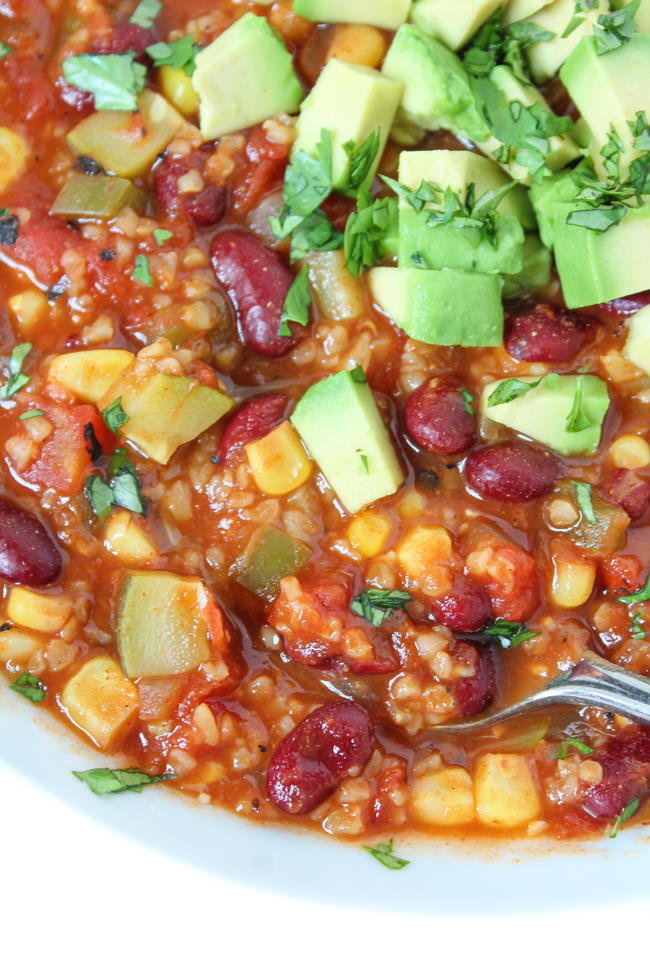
[2,682,646,913]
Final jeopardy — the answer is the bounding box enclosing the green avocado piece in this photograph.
[481,373,610,456]
[529,167,583,248]
[410,0,503,50]
[293,0,411,29]
[51,173,146,219]
[398,209,524,274]
[193,13,301,140]
[525,0,607,83]
[552,203,650,308]
[502,234,551,298]
[382,25,491,144]
[291,369,403,514]
[369,266,504,346]
[292,59,403,195]
[560,34,650,179]
[623,304,650,376]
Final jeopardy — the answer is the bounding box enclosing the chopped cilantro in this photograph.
[132,253,153,287]
[278,267,311,338]
[565,376,591,432]
[284,129,334,217]
[146,34,198,76]
[363,838,410,871]
[563,0,598,38]
[129,0,161,29]
[107,448,135,479]
[84,474,115,521]
[487,375,543,406]
[73,767,174,795]
[594,0,640,55]
[573,481,596,523]
[0,42,11,60]
[356,449,370,474]
[10,671,46,703]
[350,589,412,627]
[18,409,44,421]
[111,469,146,515]
[62,53,146,111]
[610,796,641,838]
[350,365,366,383]
[630,611,647,639]
[153,228,173,244]
[554,737,595,760]
[464,11,554,84]
[270,208,342,264]
[102,397,129,434]
[481,620,539,649]
[341,130,381,197]
[619,573,650,605]
[0,342,31,401]
[344,193,395,277]
[460,387,475,415]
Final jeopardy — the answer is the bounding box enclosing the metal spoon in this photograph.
[435,651,650,734]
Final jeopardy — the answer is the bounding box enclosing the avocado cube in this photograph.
[61,656,138,749]
[117,571,214,678]
[529,167,583,248]
[502,234,551,299]
[561,35,650,179]
[51,174,146,219]
[481,373,610,456]
[293,59,402,195]
[525,0,608,83]
[370,266,504,347]
[293,0,411,29]
[193,13,301,140]
[99,371,233,465]
[410,0,503,51]
[398,209,524,274]
[291,370,403,513]
[67,90,183,179]
[237,525,312,599]
[382,26,490,144]
[624,305,650,376]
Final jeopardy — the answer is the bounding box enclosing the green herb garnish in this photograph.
[146,34,198,76]
[344,193,395,276]
[363,838,410,871]
[278,267,311,338]
[0,342,31,400]
[132,254,153,287]
[573,481,596,523]
[0,42,12,59]
[554,737,595,760]
[594,0,640,55]
[342,130,381,197]
[129,0,161,29]
[563,0,598,38]
[460,387,475,415]
[10,671,46,703]
[350,589,412,627]
[62,53,146,111]
[565,377,591,433]
[487,375,543,406]
[85,450,146,520]
[84,474,115,521]
[153,228,173,244]
[610,796,641,838]
[350,365,366,383]
[464,11,554,83]
[18,409,44,421]
[630,611,647,639]
[619,573,650,605]
[102,397,129,434]
[73,767,174,795]
[481,620,539,649]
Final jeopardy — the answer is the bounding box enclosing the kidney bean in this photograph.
[211,230,302,357]
[218,393,288,462]
[154,153,227,227]
[266,700,374,814]
[505,304,594,363]
[429,577,492,632]
[583,728,650,819]
[0,498,62,586]
[605,469,650,521]
[466,442,559,502]
[452,641,496,717]
[92,23,155,56]
[404,379,475,455]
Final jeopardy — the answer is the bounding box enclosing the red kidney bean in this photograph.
[466,442,559,502]
[0,498,62,586]
[211,230,303,357]
[605,469,650,521]
[429,577,492,632]
[452,641,496,717]
[92,23,155,56]
[590,291,650,317]
[583,728,650,819]
[404,379,475,455]
[266,700,374,814]
[505,304,594,363]
[154,153,227,227]
[218,393,288,462]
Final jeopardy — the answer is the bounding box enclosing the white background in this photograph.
[2,763,649,974]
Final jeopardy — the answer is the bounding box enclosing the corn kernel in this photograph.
[245,421,313,496]
[411,767,475,827]
[396,525,452,576]
[158,65,199,117]
[8,290,48,336]
[551,557,596,608]
[48,350,135,404]
[347,512,391,558]
[61,655,138,749]
[475,754,541,829]
[326,24,387,68]
[0,127,28,192]
[0,627,45,665]
[7,588,73,635]
[609,433,650,470]
[104,510,158,564]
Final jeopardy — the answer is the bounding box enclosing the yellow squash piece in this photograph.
[7,588,73,635]
[48,350,135,404]
[411,767,475,827]
[245,420,313,496]
[61,655,138,749]
[0,127,28,193]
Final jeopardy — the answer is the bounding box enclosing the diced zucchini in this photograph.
[7,588,73,635]
[67,90,184,179]
[61,655,138,749]
[117,570,216,678]
[51,173,146,219]
[48,349,135,404]
[237,525,312,599]
[0,127,28,193]
[306,250,366,321]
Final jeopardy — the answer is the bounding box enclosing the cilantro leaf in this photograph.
[344,193,395,277]
[350,365,366,383]
[279,267,311,337]
[567,206,628,232]
[461,387,474,415]
[463,11,553,84]
[610,796,641,837]
[129,0,161,29]
[481,620,539,649]
[363,838,410,870]
[573,481,596,523]
[111,469,146,515]
[350,589,412,627]
[270,207,343,263]
[18,409,44,421]
[619,573,650,605]
[153,228,173,244]
[554,737,595,759]
[284,129,334,217]
[73,767,174,795]
[341,130,381,197]
[102,397,129,434]
[107,447,135,479]
[62,53,146,111]
[381,175,442,212]
[487,375,543,406]
[132,253,152,286]
[0,42,12,60]
[563,0,598,38]
[10,671,46,703]
[565,376,591,432]
[594,0,640,55]
[630,611,647,639]
[146,34,198,76]
[84,474,114,520]
[0,342,31,400]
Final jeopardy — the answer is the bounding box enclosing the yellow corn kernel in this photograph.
[245,420,313,496]
[8,290,48,336]
[103,510,158,564]
[411,767,475,827]
[326,24,387,68]
[158,65,199,117]
[396,525,452,576]
[609,433,650,470]
[397,489,426,519]
[48,349,135,404]
[475,754,541,829]
[0,627,45,665]
[7,588,73,635]
[347,512,391,558]
[551,557,596,608]
[61,655,138,749]
[0,127,28,192]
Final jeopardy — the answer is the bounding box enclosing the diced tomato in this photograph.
[466,533,539,623]
[600,555,646,597]
[19,403,114,495]
[4,213,81,287]
[233,126,291,213]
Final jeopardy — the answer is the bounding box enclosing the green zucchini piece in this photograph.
[51,173,146,219]
[237,525,312,599]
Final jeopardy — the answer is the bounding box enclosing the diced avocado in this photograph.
[292,59,402,194]
[560,35,650,179]
[398,209,524,274]
[48,349,135,404]
[117,571,214,678]
[624,304,650,376]
[503,0,554,25]
[98,370,233,465]
[528,166,583,248]
[291,369,403,513]
[50,174,146,219]
[293,0,411,29]
[382,25,491,144]
[525,0,608,83]
[502,234,551,298]
[611,0,650,31]
[237,525,312,599]
[552,203,650,308]
[369,266,504,346]
[193,13,301,140]
[481,373,610,455]
[67,90,183,179]
[410,0,503,50]
[398,149,536,229]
